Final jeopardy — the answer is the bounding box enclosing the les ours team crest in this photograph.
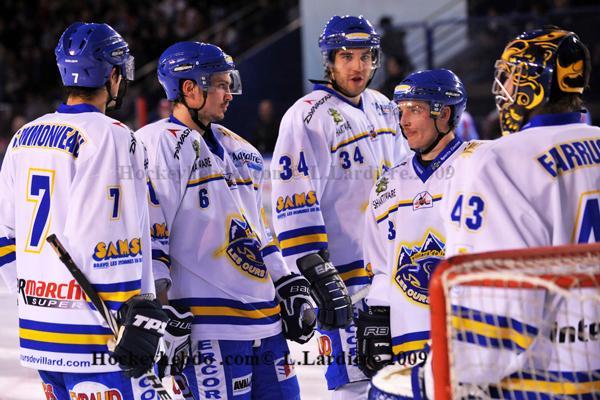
[224,215,268,280]
[394,230,445,306]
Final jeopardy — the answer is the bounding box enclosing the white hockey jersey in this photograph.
[136,116,290,342]
[443,112,600,254]
[0,103,153,373]
[441,113,600,397]
[363,138,468,359]
[271,84,410,293]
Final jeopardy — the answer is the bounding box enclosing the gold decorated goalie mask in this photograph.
[492,28,590,135]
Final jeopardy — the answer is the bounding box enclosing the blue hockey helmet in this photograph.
[157,41,242,101]
[394,69,467,128]
[319,15,381,69]
[55,22,134,88]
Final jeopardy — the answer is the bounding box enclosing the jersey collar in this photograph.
[168,114,187,127]
[412,137,463,183]
[168,114,225,160]
[202,123,225,160]
[57,103,101,114]
[313,83,363,111]
[522,112,582,130]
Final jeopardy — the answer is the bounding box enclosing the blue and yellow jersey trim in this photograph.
[187,174,226,188]
[170,298,281,326]
[331,128,396,153]
[260,239,281,258]
[451,305,538,352]
[232,177,253,187]
[0,237,16,268]
[152,249,171,269]
[376,195,443,224]
[19,318,112,354]
[277,225,328,257]
[392,330,430,355]
[92,280,141,311]
[336,260,370,287]
[490,369,600,399]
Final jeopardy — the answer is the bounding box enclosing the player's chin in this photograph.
[342,82,366,97]
[406,134,423,149]
[212,112,226,122]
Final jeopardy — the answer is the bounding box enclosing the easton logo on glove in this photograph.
[297,250,353,331]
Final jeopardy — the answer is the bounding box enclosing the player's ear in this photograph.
[440,106,452,124]
[181,79,197,98]
[109,66,121,84]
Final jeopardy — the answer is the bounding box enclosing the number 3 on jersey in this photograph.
[450,193,485,231]
[573,191,600,243]
[25,169,55,253]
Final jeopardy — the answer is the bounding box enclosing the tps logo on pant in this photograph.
[69,382,122,400]
[223,214,268,280]
[394,229,445,306]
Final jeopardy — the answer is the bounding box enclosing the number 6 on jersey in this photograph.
[25,169,55,253]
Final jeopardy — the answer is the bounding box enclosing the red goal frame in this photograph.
[429,243,600,400]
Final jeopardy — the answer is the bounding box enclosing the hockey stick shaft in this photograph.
[46,234,119,335]
[351,285,370,304]
[46,234,175,400]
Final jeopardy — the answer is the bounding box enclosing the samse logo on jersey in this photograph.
[223,215,268,280]
[394,230,445,306]
[92,238,142,269]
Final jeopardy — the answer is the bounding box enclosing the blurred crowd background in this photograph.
[1,0,598,163]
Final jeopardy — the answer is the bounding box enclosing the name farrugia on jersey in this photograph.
[12,123,86,157]
[536,137,600,178]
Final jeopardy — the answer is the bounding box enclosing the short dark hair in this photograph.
[64,86,104,101]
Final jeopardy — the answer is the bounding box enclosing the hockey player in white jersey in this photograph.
[271,15,411,399]
[444,27,599,253]
[136,41,316,400]
[0,22,169,399]
[438,27,600,399]
[359,69,470,389]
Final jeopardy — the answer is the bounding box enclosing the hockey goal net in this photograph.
[429,243,600,400]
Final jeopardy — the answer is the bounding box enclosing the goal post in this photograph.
[429,243,600,400]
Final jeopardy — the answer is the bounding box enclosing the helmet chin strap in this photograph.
[181,90,209,132]
[105,67,128,111]
[105,79,128,111]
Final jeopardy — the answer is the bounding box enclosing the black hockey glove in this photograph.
[356,306,393,377]
[157,305,193,378]
[109,296,169,378]
[274,273,316,344]
[296,249,353,331]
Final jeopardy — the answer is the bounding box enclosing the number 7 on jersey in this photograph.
[25,169,55,253]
